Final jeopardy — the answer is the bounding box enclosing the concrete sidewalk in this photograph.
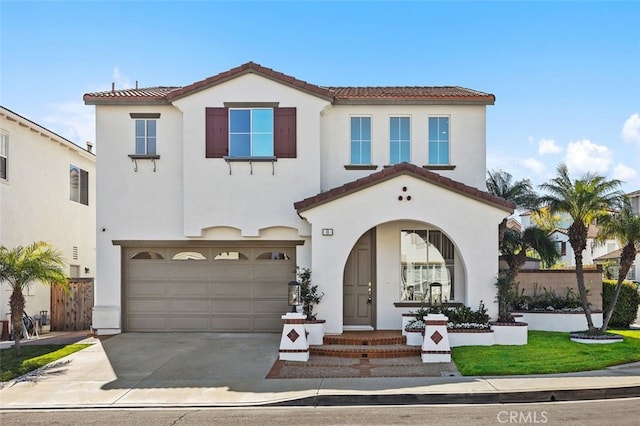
[1,333,639,409]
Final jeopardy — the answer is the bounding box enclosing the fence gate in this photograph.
[50,278,94,331]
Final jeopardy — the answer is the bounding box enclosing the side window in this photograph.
[129,113,160,156]
[70,164,89,206]
[135,119,157,155]
[350,117,371,165]
[390,116,410,164]
[0,132,7,180]
[428,117,449,165]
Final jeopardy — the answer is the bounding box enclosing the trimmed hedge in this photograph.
[602,279,640,328]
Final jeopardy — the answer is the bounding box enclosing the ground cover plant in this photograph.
[452,330,640,376]
[0,344,90,382]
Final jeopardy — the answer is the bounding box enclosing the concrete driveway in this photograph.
[2,332,640,408]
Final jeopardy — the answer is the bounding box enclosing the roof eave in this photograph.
[295,165,514,214]
[83,96,172,106]
[333,97,495,106]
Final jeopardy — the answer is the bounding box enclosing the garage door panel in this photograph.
[128,299,170,312]
[128,281,168,297]
[169,317,210,331]
[208,266,252,281]
[170,299,211,312]
[128,263,170,279]
[211,300,253,313]
[210,282,251,297]
[127,316,169,331]
[213,317,253,331]
[168,282,210,297]
[124,244,296,332]
[254,300,289,314]
[253,282,286,297]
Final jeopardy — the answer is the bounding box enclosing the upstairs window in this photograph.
[428,117,449,165]
[70,164,89,205]
[390,117,410,164]
[205,107,296,159]
[135,119,156,155]
[229,108,274,157]
[0,132,7,180]
[350,117,371,165]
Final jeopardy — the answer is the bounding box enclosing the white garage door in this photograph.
[123,245,296,332]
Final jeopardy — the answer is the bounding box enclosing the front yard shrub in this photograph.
[602,279,640,328]
[514,283,582,312]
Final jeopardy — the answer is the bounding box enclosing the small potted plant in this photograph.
[298,267,325,345]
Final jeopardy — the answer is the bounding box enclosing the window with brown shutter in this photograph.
[205,107,296,159]
[205,107,229,158]
[274,107,296,158]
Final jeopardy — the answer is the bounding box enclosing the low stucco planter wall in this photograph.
[304,320,326,345]
[405,329,423,346]
[448,329,494,347]
[513,311,603,332]
[491,322,528,345]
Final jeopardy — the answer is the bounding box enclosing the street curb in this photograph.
[266,385,640,407]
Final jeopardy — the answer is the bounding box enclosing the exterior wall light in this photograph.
[288,281,302,313]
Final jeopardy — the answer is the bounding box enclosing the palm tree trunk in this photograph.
[600,244,637,332]
[574,255,594,332]
[9,286,26,355]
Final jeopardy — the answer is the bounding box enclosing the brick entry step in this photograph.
[310,330,421,359]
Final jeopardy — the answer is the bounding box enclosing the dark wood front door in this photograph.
[343,229,375,327]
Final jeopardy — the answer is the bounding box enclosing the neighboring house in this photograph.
[593,190,640,281]
[83,62,513,336]
[521,212,618,268]
[0,106,96,323]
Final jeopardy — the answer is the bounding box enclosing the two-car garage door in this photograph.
[122,244,297,332]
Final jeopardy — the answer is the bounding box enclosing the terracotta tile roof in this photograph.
[83,86,179,104]
[327,86,495,103]
[167,62,335,101]
[84,62,495,105]
[294,163,515,213]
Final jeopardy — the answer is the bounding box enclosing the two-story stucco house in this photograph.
[0,106,96,324]
[84,62,513,336]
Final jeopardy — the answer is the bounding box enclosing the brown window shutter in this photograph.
[561,242,567,256]
[274,107,296,158]
[205,107,228,158]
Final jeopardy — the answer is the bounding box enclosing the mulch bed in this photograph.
[266,356,460,379]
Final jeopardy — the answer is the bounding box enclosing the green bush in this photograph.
[602,279,640,328]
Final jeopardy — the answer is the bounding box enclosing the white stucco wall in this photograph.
[92,74,330,331]
[0,108,96,320]
[300,174,509,334]
[321,104,488,191]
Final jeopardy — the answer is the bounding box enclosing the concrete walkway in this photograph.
[1,332,639,409]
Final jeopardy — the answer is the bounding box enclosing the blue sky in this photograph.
[1,1,639,192]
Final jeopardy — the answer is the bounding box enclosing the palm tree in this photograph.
[501,226,560,279]
[538,164,625,333]
[0,242,67,354]
[497,226,560,321]
[596,204,640,332]
[486,169,539,243]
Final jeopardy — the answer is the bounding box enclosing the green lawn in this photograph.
[453,330,640,376]
[0,344,90,382]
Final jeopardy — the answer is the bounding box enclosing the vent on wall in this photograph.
[72,246,78,260]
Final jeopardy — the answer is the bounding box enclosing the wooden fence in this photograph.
[50,278,94,331]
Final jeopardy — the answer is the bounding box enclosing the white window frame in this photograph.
[70,164,89,206]
[135,119,157,155]
[350,116,372,165]
[428,116,450,165]
[0,132,7,181]
[389,116,411,165]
